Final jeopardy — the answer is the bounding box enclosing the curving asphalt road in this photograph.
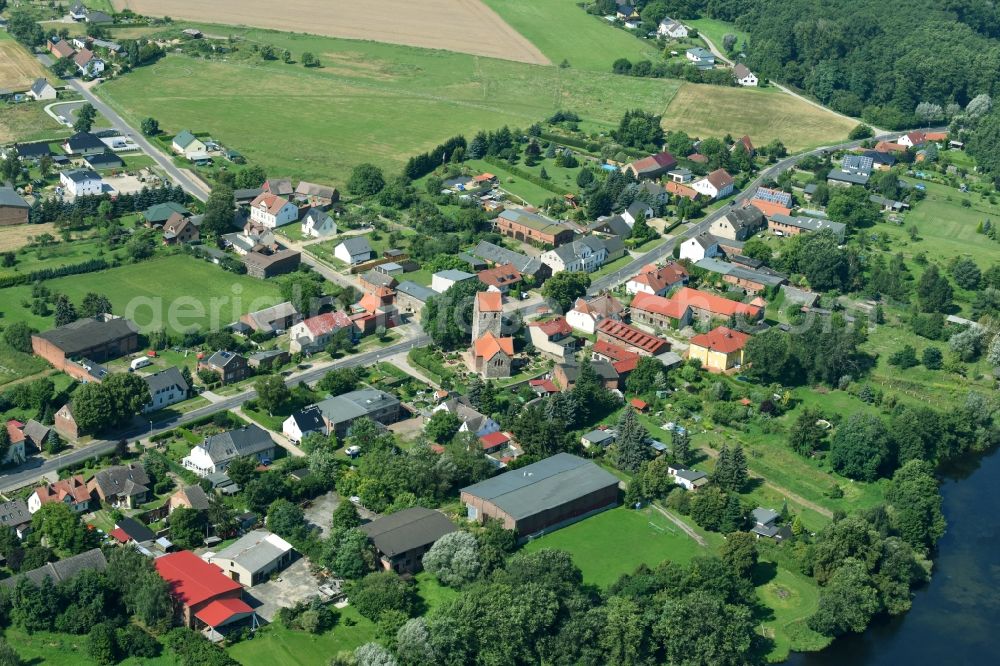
[0,334,428,494]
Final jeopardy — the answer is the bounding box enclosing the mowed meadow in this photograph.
[98,28,680,183]
[98,2,856,182]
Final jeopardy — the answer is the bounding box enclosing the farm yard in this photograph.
[0,30,52,92]
[659,84,858,152]
[111,0,549,65]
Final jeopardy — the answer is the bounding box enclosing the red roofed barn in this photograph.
[154,550,256,632]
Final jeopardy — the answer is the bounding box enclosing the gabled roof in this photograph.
[0,548,107,589]
[0,499,31,528]
[630,262,688,292]
[173,484,211,510]
[434,268,475,282]
[301,311,352,336]
[154,550,241,607]
[337,236,373,256]
[91,463,150,498]
[471,241,547,276]
[263,178,294,196]
[212,529,293,572]
[597,319,670,354]
[35,316,137,355]
[205,350,244,368]
[396,281,435,303]
[73,48,97,67]
[198,425,274,464]
[144,201,190,223]
[628,151,677,175]
[144,366,189,396]
[116,516,155,542]
[669,287,762,319]
[531,317,572,338]
[250,192,293,216]
[84,151,124,169]
[294,181,337,200]
[245,302,299,331]
[666,180,699,199]
[589,214,632,238]
[704,168,734,190]
[195,598,255,628]
[0,187,29,210]
[62,168,101,183]
[360,507,456,557]
[30,78,54,95]
[689,326,751,354]
[473,331,514,360]
[33,475,91,505]
[721,206,764,232]
[476,291,503,312]
[592,339,640,364]
[752,187,792,207]
[172,129,199,149]
[631,291,689,319]
[14,141,52,160]
[460,453,618,520]
[572,293,624,318]
[478,263,522,289]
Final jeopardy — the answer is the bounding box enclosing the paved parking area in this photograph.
[245,557,322,622]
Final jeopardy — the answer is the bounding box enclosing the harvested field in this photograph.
[660,84,857,152]
[0,224,57,252]
[0,33,51,91]
[112,0,549,64]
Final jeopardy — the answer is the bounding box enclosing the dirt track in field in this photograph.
[0,41,52,90]
[113,0,550,65]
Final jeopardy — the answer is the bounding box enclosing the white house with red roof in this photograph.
[528,317,577,361]
[288,311,353,353]
[566,294,625,334]
[626,262,689,296]
[896,131,927,148]
[692,169,735,200]
[27,475,92,514]
[249,192,299,228]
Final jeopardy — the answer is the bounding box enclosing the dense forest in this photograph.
[650,0,1000,128]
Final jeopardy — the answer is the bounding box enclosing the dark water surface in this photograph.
[785,448,1000,666]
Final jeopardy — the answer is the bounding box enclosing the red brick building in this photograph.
[596,319,671,356]
[493,209,574,247]
[31,316,139,382]
[154,550,255,631]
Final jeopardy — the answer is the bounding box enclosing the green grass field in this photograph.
[228,605,376,665]
[687,17,750,55]
[0,627,175,666]
[481,0,660,71]
[97,32,680,184]
[523,505,706,587]
[755,564,829,660]
[0,254,283,334]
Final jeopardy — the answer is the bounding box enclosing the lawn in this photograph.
[660,83,857,152]
[228,605,376,665]
[95,25,681,184]
[0,254,283,335]
[878,178,1000,270]
[0,627,175,666]
[464,156,583,206]
[0,99,69,143]
[0,238,107,281]
[523,505,707,588]
[481,0,660,71]
[0,344,50,388]
[687,17,750,55]
[754,563,830,661]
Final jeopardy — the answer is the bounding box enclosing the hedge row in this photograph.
[0,258,111,288]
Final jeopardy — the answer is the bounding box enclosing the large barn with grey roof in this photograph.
[460,453,619,536]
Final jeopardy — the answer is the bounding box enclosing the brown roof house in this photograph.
[88,463,151,509]
[361,507,456,574]
[198,350,250,385]
[28,476,92,514]
[623,151,677,180]
[243,247,301,279]
[162,213,199,245]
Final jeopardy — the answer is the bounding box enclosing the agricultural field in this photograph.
[481,0,660,71]
[112,0,549,64]
[97,34,680,183]
[0,254,283,335]
[0,238,107,281]
[0,30,52,91]
[660,84,857,152]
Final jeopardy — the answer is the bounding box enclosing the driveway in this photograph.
[303,490,379,538]
[245,557,323,622]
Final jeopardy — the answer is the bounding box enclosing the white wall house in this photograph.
[301,208,337,238]
[679,234,720,262]
[432,400,500,438]
[733,64,758,87]
[334,237,374,265]
[60,169,103,196]
[431,269,475,293]
[249,192,299,229]
[657,18,689,38]
[171,130,207,158]
[141,367,189,414]
[541,238,607,274]
[692,169,735,200]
